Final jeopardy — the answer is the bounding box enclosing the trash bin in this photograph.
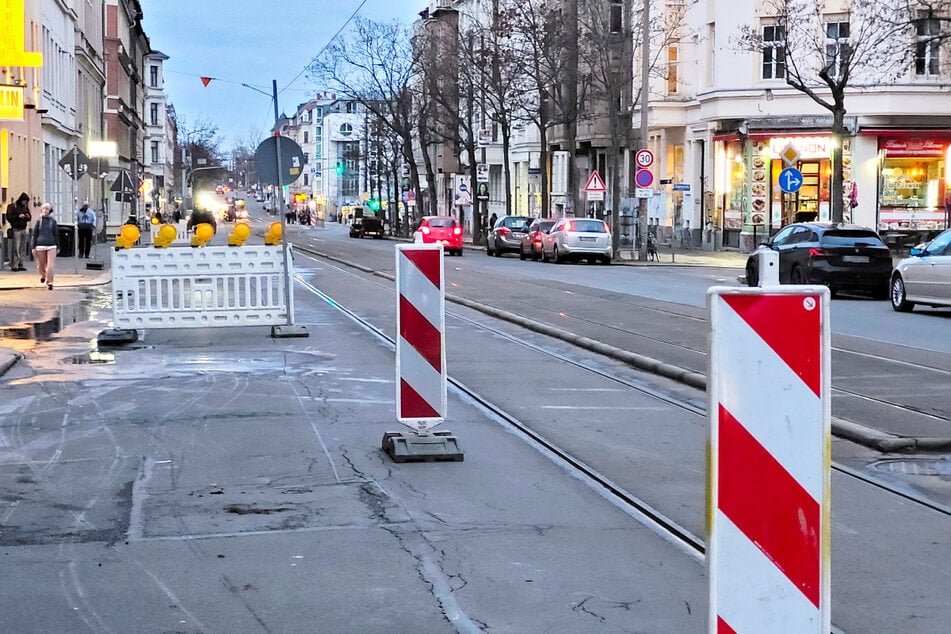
[58,224,75,258]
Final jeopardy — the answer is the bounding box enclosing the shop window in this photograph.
[824,21,850,80]
[762,24,786,79]
[915,17,941,76]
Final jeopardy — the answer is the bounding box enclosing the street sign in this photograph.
[254,136,306,187]
[584,170,606,192]
[587,191,604,201]
[672,183,691,191]
[779,167,804,193]
[635,149,654,168]
[634,168,654,188]
[635,188,653,198]
[110,170,135,193]
[59,148,90,180]
[476,164,489,183]
[780,143,801,167]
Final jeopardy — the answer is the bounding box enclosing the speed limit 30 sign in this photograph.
[635,149,654,169]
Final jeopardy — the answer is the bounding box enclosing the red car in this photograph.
[414,216,464,256]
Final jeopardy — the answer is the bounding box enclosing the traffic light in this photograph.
[335,162,345,176]
[367,198,381,212]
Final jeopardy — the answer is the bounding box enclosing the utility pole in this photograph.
[637,0,650,262]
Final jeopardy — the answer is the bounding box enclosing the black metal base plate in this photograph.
[271,324,310,338]
[97,329,139,346]
[382,431,464,463]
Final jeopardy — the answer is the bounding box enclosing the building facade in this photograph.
[424,0,950,249]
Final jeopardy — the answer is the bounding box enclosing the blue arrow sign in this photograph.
[779,167,803,193]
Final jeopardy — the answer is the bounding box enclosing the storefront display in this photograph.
[877,136,949,231]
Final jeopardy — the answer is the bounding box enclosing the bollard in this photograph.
[757,249,779,286]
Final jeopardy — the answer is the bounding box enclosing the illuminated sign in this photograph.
[0,85,24,120]
[767,137,832,159]
[0,0,44,67]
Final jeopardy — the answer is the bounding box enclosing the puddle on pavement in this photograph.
[64,351,116,365]
[870,457,951,478]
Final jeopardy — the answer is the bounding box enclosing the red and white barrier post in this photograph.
[382,244,462,462]
[707,286,831,633]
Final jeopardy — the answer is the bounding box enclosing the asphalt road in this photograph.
[0,199,948,632]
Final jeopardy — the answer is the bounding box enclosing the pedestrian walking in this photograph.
[5,192,32,271]
[32,203,59,290]
[76,203,96,258]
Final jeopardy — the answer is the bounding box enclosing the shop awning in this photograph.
[859,129,951,138]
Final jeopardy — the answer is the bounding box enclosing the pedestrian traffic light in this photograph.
[335,162,345,176]
[367,198,381,212]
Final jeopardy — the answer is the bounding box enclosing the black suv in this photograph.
[746,223,893,298]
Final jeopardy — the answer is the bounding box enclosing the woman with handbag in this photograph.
[32,203,59,290]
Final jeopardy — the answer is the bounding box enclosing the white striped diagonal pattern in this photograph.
[395,245,446,427]
[708,289,830,634]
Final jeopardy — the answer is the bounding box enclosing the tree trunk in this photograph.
[608,107,622,258]
[539,122,549,219]
[831,101,846,224]
[502,121,513,216]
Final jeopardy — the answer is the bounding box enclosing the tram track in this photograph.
[297,245,951,452]
[294,253,951,533]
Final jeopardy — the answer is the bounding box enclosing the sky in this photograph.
[140,0,425,150]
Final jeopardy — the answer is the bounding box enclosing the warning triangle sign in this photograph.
[584,170,606,192]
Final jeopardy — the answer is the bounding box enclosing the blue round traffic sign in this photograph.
[779,167,803,193]
[635,168,654,188]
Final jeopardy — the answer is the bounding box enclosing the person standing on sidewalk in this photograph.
[32,203,59,290]
[5,192,32,271]
[76,203,96,258]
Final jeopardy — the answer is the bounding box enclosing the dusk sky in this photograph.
[140,0,426,150]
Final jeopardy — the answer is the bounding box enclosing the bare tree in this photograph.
[309,18,426,228]
[738,0,912,223]
[579,0,689,258]
[511,0,582,218]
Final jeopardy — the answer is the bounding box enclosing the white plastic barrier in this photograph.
[112,245,292,329]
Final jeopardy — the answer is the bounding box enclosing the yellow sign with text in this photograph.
[0,0,44,67]
[0,85,24,120]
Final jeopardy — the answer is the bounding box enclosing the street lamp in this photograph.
[239,79,307,338]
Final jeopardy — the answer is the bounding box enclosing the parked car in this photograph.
[890,228,951,312]
[414,215,464,256]
[520,219,556,261]
[486,215,531,257]
[745,222,892,298]
[541,217,612,264]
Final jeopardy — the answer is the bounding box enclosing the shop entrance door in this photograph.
[794,161,820,222]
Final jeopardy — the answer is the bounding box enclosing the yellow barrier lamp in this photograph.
[153,224,177,248]
[264,221,282,246]
[228,221,251,247]
[115,224,140,250]
[190,223,214,247]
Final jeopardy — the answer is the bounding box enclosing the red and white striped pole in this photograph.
[708,286,831,633]
[395,244,447,432]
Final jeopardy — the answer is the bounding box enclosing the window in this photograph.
[304,174,309,186]
[609,0,622,33]
[667,44,679,94]
[346,101,357,113]
[150,102,159,126]
[149,65,158,88]
[339,123,353,137]
[303,152,309,163]
[915,16,941,76]
[762,24,786,79]
[304,131,309,144]
[825,21,850,80]
[150,141,159,163]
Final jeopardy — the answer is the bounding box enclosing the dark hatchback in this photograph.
[746,223,893,298]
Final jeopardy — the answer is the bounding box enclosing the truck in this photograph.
[348,207,385,239]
